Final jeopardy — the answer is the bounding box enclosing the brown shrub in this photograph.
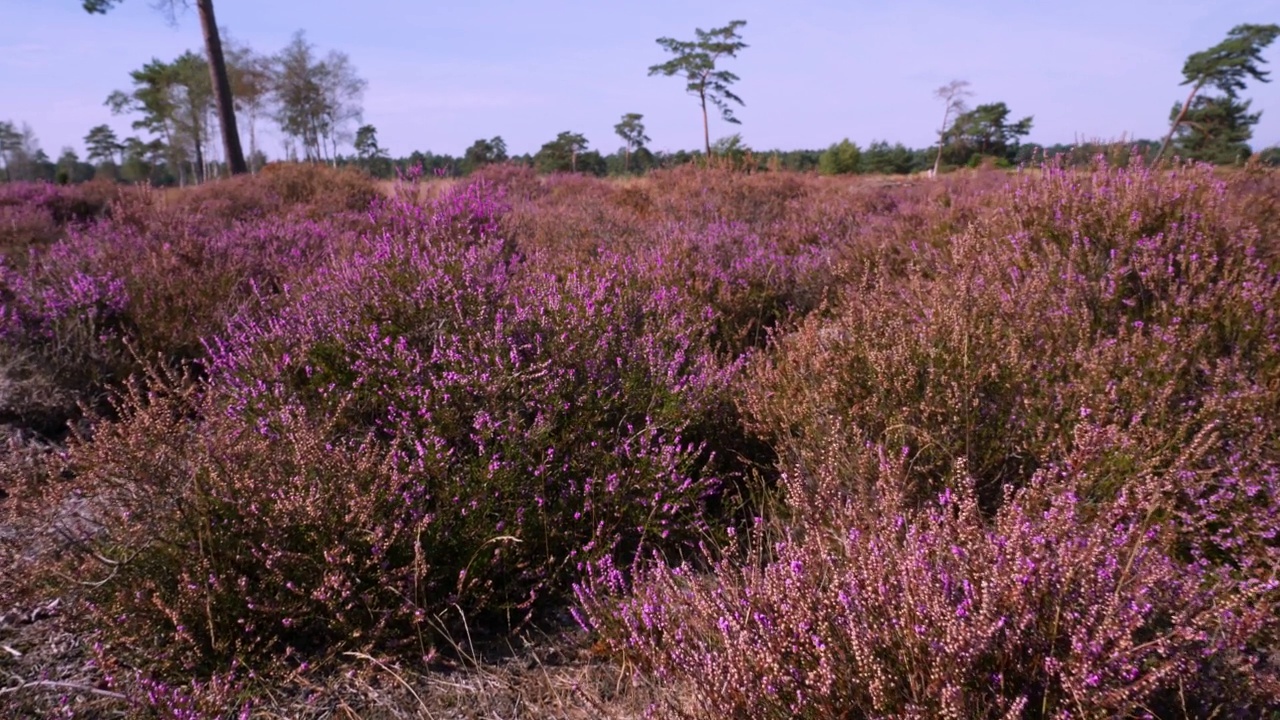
[164,163,380,222]
[257,162,380,211]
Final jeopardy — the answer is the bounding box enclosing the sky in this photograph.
[2,0,1279,160]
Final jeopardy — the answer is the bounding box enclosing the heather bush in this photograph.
[163,162,380,222]
[499,174,651,262]
[256,161,380,210]
[577,159,1280,718]
[52,369,443,671]
[745,161,1280,542]
[577,441,1277,718]
[7,160,1280,717]
[0,201,357,437]
[645,165,808,227]
[0,250,132,432]
[42,182,742,675]
[496,170,923,356]
[609,219,833,355]
[85,212,353,361]
[469,162,544,203]
[0,199,61,260]
[0,179,119,224]
[0,180,120,269]
[1227,160,1280,244]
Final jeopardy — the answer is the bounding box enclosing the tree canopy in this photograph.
[1155,23,1280,163]
[535,131,603,175]
[932,80,972,175]
[943,102,1033,166]
[1171,94,1261,164]
[106,52,215,184]
[649,20,748,157]
[614,113,649,173]
[818,139,862,176]
[84,124,123,166]
[272,31,367,165]
[461,136,508,174]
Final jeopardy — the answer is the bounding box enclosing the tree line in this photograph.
[2,28,362,186]
[0,13,1277,185]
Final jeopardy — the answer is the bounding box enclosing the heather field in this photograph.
[3,159,1280,718]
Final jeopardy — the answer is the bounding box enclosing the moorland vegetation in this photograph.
[1,156,1280,717]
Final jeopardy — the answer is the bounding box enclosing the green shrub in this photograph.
[818,139,862,176]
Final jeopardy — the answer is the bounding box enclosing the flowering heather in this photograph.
[27,179,745,677]
[581,159,1280,717]
[161,161,381,222]
[577,444,1277,718]
[3,160,1280,717]
[0,180,119,258]
[1,209,357,445]
[745,159,1280,563]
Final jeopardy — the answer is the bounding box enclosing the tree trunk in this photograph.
[701,92,711,159]
[196,0,247,175]
[305,119,315,161]
[190,105,205,183]
[189,107,206,183]
[932,104,953,177]
[193,140,205,184]
[1153,81,1203,165]
[248,109,258,173]
[206,107,218,179]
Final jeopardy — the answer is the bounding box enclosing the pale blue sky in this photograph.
[2,0,1278,159]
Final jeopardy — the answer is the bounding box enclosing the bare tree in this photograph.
[932,80,972,176]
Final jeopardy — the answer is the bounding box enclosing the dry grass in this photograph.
[0,598,660,719]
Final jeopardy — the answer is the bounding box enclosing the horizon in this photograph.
[2,0,1279,162]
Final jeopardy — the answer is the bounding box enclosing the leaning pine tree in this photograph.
[1154,23,1280,164]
